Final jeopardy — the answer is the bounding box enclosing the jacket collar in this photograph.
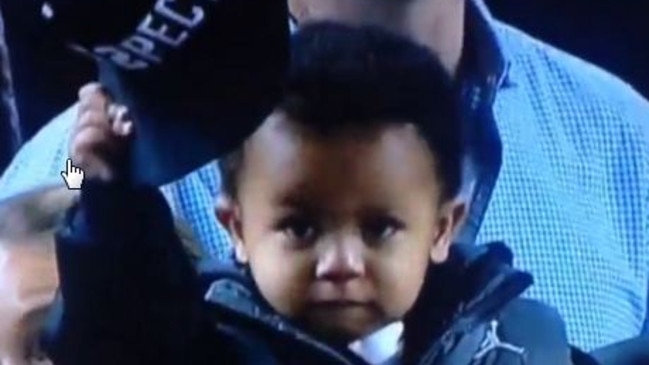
[200,242,532,365]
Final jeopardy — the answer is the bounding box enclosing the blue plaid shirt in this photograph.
[0,0,647,351]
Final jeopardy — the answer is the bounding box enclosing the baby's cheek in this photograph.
[249,248,313,316]
[374,251,429,318]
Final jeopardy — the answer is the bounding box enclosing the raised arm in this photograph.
[44,85,213,365]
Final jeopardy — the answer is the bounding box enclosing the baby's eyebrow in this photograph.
[359,209,400,222]
[275,193,404,220]
[275,202,319,218]
[272,191,312,208]
[272,195,333,219]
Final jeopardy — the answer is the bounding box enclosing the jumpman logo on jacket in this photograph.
[473,320,527,360]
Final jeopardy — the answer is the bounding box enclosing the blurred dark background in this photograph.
[489,0,649,97]
[0,0,647,172]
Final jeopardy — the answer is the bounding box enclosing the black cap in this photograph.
[41,0,289,185]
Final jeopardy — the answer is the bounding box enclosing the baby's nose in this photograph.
[315,240,366,282]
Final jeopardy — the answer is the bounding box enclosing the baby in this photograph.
[46,22,585,365]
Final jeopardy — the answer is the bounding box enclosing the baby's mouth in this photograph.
[310,300,368,308]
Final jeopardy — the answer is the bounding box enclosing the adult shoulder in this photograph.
[493,20,649,141]
[492,21,649,198]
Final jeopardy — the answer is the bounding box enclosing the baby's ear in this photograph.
[215,195,248,264]
[430,199,467,264]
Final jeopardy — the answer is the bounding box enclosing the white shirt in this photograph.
[348,322,404,365]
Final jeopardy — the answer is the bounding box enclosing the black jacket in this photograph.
[44,181,592,365]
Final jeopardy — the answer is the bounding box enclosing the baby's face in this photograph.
[220,112,465,343]
[0,237,57,365]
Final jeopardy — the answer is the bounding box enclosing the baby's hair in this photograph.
[220,21,464,202]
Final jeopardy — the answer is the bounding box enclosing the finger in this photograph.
[78,82,108,100]
[71,126,116,165]
[110,105,134,137]
[113,105,128,122]
[78,83,112,117]
[113,119,134,137]
[122,121,134,136]
[113,118,133,137]
[73,125,115,152]
[75,109,112,135]
[66,158,72,173]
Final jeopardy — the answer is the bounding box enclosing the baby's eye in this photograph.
[277,216,319,243]
[362,216,404,244]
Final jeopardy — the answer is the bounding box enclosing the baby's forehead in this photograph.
[240,112,441,203]
[246,110,435,169]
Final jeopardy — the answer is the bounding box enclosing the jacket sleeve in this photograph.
[45,180,216,365]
